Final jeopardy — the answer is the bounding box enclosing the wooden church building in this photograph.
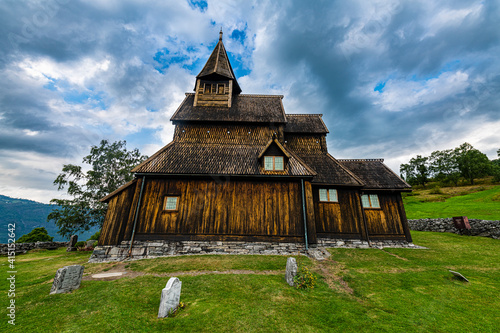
[98,32,412,249]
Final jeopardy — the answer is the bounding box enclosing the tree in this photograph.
[400,155,429,187]
[454,143,491,185]
[428,149,460,186]
[17,227,53,243]
[48,140,148,238]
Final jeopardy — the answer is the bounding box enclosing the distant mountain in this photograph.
[0,195,99,243]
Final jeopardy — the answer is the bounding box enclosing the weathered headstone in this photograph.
[67,235,78,252]
[449,270,469,282]
[158,277,182,318]
[285,257,298,287]
[50,265,85,294]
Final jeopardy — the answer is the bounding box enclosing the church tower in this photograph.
[193,29,241,107]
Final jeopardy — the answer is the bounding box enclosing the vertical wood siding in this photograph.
[363,192,407,239]
[99,181,138,245]
[313,188,364,237]
[126,178,306,241]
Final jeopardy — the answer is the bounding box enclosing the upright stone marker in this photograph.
[67,235,78,252]
[285,257,298,287]
[158,277,182,318]
[50,265,84,294]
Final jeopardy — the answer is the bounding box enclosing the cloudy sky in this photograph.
[1,0,499,203]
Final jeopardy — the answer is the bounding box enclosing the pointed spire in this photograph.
[196,30,241,94]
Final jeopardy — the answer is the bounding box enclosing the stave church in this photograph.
[97,31,412,253]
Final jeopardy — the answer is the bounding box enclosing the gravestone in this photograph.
[50,265,85,294]
[285,257,298,287]
[449,270,469,282]
[158,277,182,318]
[86,240,97,248]
[67,235,78,252]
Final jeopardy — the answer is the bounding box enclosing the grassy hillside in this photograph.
[0,195,98,243]
[403,184,500,220]
[1,231,499,332]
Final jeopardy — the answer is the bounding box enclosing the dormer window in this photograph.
[264,156,284,171]
[217,84,225,94]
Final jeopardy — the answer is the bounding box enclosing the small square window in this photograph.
[264,156,284,171]
[361,194,380,208]
[319,188,338,202]
[164,196,178,211]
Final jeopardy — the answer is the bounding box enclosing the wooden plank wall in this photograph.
[313,188,364,237]
[364,192,406,239]
[134,178,305,241]
[99,181,138,245]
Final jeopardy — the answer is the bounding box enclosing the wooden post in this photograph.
[304,181,317,244]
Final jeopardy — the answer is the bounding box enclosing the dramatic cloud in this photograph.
[0,0,499,202]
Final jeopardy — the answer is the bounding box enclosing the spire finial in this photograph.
[219,27,223,41]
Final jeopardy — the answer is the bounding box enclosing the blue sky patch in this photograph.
[188,0,207,12]
[374,81,386,92]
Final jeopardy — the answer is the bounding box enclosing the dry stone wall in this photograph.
[0,241,67,255]
[408,218,499,239]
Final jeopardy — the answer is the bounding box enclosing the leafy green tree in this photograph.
[48,140,148,238]
[454,143,491,185]
[428,149,460,186]
[400,155,429,187]
[17,227,54,243]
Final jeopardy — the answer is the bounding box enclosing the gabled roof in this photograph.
[284,114,329,134]
[132,141,315,177]
[196,31,241,94]
[293,152,364,186]
[338,159,411,190]
[258,138,291,159]
[171,94,286,123]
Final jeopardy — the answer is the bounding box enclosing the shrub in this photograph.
[75,241,86,248]
[88,230,100,241]
[429,185,443,195]
[17,227,54,243]
[293,265,317,289]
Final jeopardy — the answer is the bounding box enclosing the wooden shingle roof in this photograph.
[293,152,364,186]
[132,142,315,177]
[171,94,286,123]
[338,159,411,190]
[284,114,329,134]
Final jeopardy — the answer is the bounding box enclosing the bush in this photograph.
[429,185,443,195]
[75,241,86,248]
[17,227,54,243]
[293,265,317,289]
[88,230,100,241]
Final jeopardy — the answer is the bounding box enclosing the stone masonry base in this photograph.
[89,238,424,263]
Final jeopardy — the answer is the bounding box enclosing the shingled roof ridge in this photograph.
[337,158,385,162]
[379,162,412,188]
[286,113,323,116]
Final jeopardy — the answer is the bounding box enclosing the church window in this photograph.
[264,156,284,171]
[361,194,380,208]
[319,189,338,202]
[164,196,179,211]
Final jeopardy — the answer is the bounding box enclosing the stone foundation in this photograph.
[89,238,422,263]
[409,218,500,239]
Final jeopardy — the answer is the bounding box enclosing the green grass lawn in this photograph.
[1,232,499,332]
[403,185,500,220]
